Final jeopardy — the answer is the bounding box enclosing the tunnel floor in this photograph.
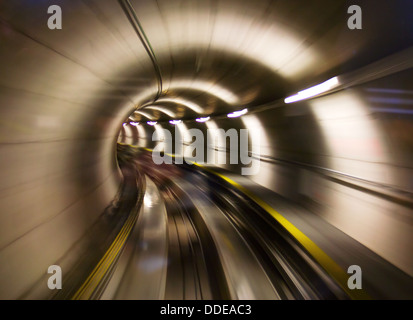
[66,146,413,300]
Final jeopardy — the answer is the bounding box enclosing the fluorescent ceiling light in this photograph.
[196,116,210,123]
[227,108,248,118]
[285,77,339,104]
[147,121,157,126]
[123,123,127,126]
[130,122,140,126]
[169,120,182,125]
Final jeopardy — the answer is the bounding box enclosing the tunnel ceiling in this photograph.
[1,0,413,124]
[1,0,413,300]
[124,0,413,122]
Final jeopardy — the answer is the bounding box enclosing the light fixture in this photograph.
[284,77,339,104]
[196,116,210,123]
[130,122,140,126]
[123,123,127,126]
[147,121,157,126]
[227,108,248,118]
[169,120,182,125]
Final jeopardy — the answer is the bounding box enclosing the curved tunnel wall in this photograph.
[141,71,413,277]
[0,1,158,299]
[1,0,413,299]
[139,51,413,276]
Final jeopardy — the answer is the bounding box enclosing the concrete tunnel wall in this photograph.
[1,0,413,299]
[0,1,158,299]
[139,61,413,277]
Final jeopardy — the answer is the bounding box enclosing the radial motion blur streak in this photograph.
[0,0,413,300]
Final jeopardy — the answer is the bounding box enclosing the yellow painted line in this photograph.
[72,216,134,299]
[193,163,370,300]
[80,220,133,298]
[141,148,370,299]
[117,142,139,149]
[72,207,139,300]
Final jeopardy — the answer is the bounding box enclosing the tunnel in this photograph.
[1,0,413,300]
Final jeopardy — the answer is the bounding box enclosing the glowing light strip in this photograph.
[169,120,182,125]
[227,108,248,118]
[196,116,210,123]
[285,77,339,104]
[147,121,157,126]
